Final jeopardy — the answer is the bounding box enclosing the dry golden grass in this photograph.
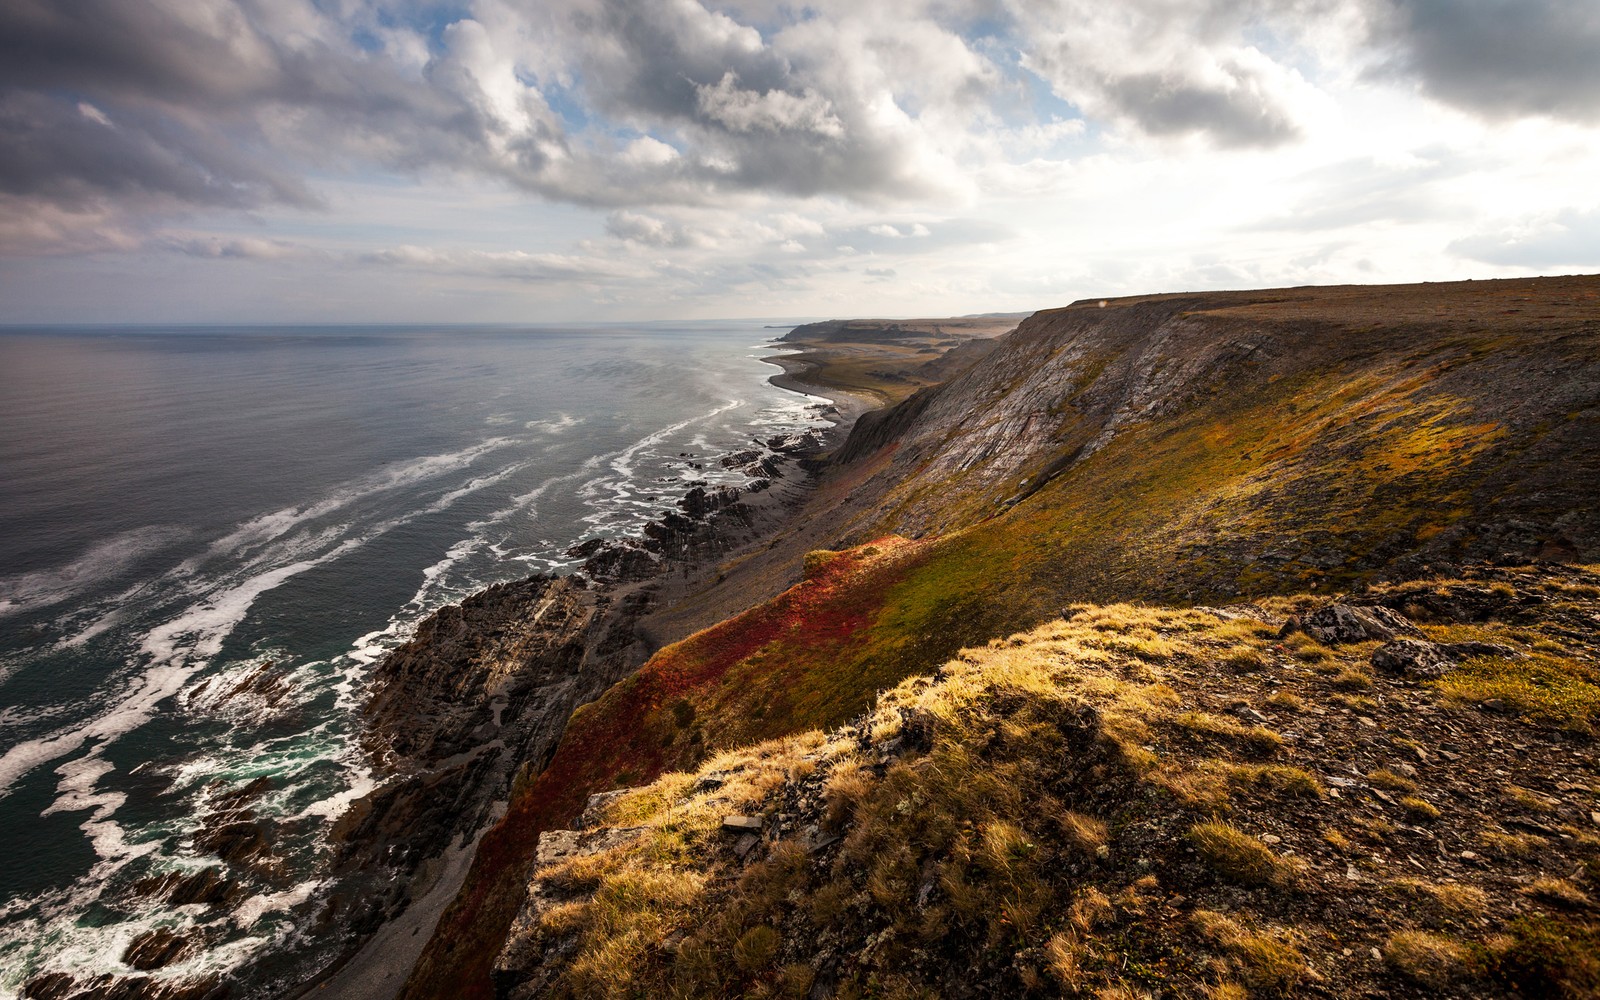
[1281,633,1333,663]
[1228,763,1326,799]
[1220,647,1271,673]
[499,571,1600,999]
[1265,690,1304,712]
[1366,767,1417,793]
[1331,667,1374,690]
[1172,711,1284,755]
[1045,931,1088,990]
[1188,822,1302,887]
[1391,878,1489,921]
[733,925,780,972]
[1436,651,1600,734]
[1502,784,1558,813]
[1191,908,1309,992]
[1480,828,1548,860]
[1384,930,1475,987]
[1399,795,1441,821]
[821,757,874,830]
[1524,877,1594,909]
[1059,810,1110,855]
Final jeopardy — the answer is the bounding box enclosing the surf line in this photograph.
[0,438,530,802]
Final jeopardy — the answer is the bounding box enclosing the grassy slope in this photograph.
[508,564,1600,999]
[403,277,1600,999]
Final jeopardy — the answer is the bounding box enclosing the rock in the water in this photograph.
[1371,639,1456,678]
[135,867,237,907]
[122,927,196,971]
[1288,604,1421,645]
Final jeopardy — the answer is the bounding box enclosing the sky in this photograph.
[2,0,1599,323]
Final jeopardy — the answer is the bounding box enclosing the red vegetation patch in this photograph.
[402,535,926,1000]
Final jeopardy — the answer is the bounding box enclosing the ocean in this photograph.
[0,321,821,996]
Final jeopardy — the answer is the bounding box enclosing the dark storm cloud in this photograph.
[0,0,957,253]
[1376,0,1600,122]
[0,0,474,251]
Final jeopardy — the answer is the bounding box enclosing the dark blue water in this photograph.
[0,323,822,995]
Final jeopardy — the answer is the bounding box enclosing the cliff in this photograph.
[400,276,1600,1000]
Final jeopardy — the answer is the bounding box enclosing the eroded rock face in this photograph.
[327,453,797,972]
[1286,604,1422,646]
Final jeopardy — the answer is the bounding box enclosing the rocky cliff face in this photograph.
[334,573,610,916]
[834,278,1600,580]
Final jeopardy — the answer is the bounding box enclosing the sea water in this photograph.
[0,321,820,995]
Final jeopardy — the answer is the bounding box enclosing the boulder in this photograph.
[1370,638,1521,678]
[1285,604,1421,645]
[1370,639,1456,678]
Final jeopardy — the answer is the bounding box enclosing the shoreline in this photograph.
[759,351,882,431]
[301,362,879,1000]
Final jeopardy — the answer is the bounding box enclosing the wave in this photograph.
[0,439,528,801]
[609,398,742,481]
[0,526,188,620]
[199,437,516,564]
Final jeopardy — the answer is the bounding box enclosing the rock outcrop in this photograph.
[314,442,818,979]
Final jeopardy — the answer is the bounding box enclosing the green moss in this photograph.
[1436,652,1600,734]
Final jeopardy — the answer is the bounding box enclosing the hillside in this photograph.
[497,564,1600,999]
[401,276,1600,999]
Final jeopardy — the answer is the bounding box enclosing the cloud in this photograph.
[1010,0,1319,148]
[696,72,845,137]
[1449,208,1600,268]
[158,235,306,260]
[359,244,645,284]
[1248,152,1461,231]
[605,209,728,248]
[1371,0,1600,123]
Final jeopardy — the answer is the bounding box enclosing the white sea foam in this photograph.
[0,526,187,620]
[233,880,324,928]
[525,413,580,434]
[200,437,515,563]
[610,398,742,480]
[0,533,367,799]
[40,755,159,865]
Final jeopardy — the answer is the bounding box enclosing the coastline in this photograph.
[760,352,883,428]
[301,357,878,1000]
